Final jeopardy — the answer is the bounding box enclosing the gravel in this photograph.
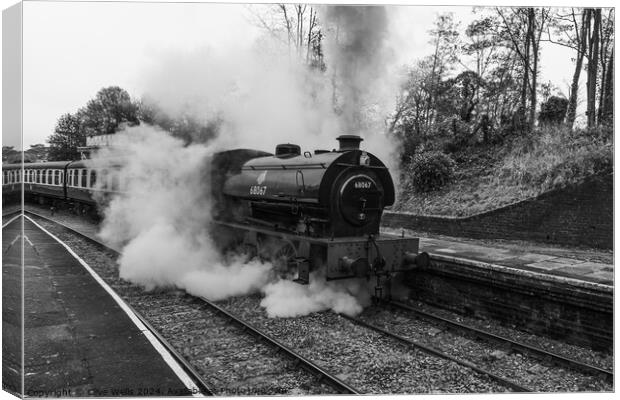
[218,295,512,394]
[357,305,612,392]
[401,299,614,372]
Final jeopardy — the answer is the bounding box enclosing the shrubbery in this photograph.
[497,126,613,191]
[406,151,456,192]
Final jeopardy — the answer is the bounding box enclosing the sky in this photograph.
[2,0,610,149]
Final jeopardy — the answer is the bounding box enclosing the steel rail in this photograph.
[387,300,613,383]
[197,296,361,395]
[23,210,215,396]
[341,314,533,393]
[24,209,360,395]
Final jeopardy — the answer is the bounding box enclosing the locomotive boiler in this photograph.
[211,135,428,296]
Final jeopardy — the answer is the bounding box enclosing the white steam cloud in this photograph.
[92,127,272,300]
[94,5,405,318]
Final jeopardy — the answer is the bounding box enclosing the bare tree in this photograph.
[247,4,323,68]
[497,7,550,129]
[597,9,614,125]
[586,8,601,128]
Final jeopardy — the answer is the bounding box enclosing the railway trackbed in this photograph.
[386,300,613,383]
[18,209,614,394]
[346,301,612,392]
[20,210,358,395]
[341,313,533,392]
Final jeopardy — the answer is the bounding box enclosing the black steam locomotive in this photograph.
[210,135,427,295]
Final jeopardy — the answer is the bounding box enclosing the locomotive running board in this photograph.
[212,220,420,281]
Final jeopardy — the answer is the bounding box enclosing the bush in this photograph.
[538,96,569,126]
[406,151,456,192]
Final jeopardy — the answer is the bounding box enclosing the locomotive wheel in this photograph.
[272,241,297,277]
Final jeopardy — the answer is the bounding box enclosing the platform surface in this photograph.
[383,227,613,286]
[3,216,192,397]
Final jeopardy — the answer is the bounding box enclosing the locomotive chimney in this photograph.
[336,135,363,151]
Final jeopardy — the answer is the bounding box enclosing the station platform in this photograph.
[382,226,613,287]
[2,216,196,397]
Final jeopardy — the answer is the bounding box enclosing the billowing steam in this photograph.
[93,5,405,318]
[91,127,272,300]
[324,6,391,133]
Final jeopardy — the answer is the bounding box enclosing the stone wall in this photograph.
[384,174,613,249]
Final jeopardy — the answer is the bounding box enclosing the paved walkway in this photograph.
[3,216,193,396]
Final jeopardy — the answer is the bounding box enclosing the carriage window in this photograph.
[54,170,60,185]
[73,170,79,187]
[81,169,87,187]
[2,171,5,185]
[89,170,97,188]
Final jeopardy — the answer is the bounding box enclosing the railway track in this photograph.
[21,210,359,395]
[386,300,614,383]
[341,314,533,392]
[197,296,359,394]
[343,299,612,392]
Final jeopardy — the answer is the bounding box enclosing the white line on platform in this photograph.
[24,215,205,397]
[2,212,22,229]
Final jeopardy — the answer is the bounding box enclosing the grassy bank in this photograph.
[394,126,613,217]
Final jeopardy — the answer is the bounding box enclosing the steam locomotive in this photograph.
[2,135,427,297]
[210,135,428,296]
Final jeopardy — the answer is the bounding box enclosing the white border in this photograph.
[23,215,204,397]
